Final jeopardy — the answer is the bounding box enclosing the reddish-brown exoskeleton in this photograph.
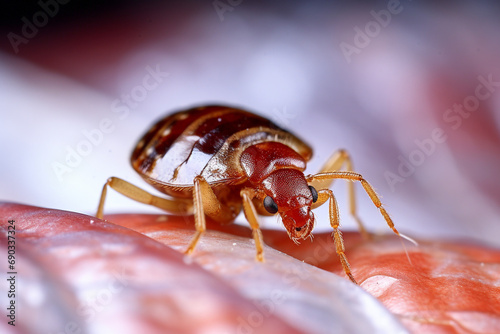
[96,105,403,284]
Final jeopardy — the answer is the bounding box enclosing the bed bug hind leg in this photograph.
[240,188,265,262]
[96,177,192,219]
[308,149,370,239]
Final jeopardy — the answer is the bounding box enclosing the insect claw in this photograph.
[307,232,314,242]
[256,252,265,262]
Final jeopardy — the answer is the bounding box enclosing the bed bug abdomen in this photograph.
[131,106,312,194]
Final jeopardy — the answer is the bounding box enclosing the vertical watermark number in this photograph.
[6,220,16,326]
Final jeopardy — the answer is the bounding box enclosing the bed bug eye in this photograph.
[309,186,318,203]
[263,196,278,214]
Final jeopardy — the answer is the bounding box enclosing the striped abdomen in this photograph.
[131,105,312,195]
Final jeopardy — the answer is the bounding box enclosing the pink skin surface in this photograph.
[0,202,404,334]
[265,231,500,333]
[2,202,499,334]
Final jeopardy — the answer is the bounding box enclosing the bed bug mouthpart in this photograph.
[96,105,405,284]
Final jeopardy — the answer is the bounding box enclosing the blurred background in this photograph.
[1,0,499,246]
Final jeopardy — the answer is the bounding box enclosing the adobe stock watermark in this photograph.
[213,0,243,21]
[50,267,131,334]
[384,74,500,191]
[339,0,409,64]
[236,289,288,334]
[270,106,295,127]
[7,0,70,54]
[51,64,169,182]
[237,237,336,334]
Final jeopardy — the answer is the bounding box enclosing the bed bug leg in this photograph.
[308,149,371,239]
[186,176,209,255]
[316,188,357,284]
[307,171,401,239]
[96,177,192,219]
[186,175,237,255]
[240,188,265,262]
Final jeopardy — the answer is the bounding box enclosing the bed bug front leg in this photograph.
[308,149,370,239]
[306,170,403,284]
[187,177,267,261]
[307,171,402,239]
[96,177,192,219]
[319,188,357,284]
[240,188,265,262]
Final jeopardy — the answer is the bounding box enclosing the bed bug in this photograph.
[96,105,404,284]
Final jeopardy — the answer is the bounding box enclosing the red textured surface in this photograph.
[0,203,301,334]
[263,231,500,333]
[110,211,500,333]
[2,202,499,333]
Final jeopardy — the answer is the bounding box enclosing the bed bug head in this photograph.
[241,142,317,241]
[261,169,318,241]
